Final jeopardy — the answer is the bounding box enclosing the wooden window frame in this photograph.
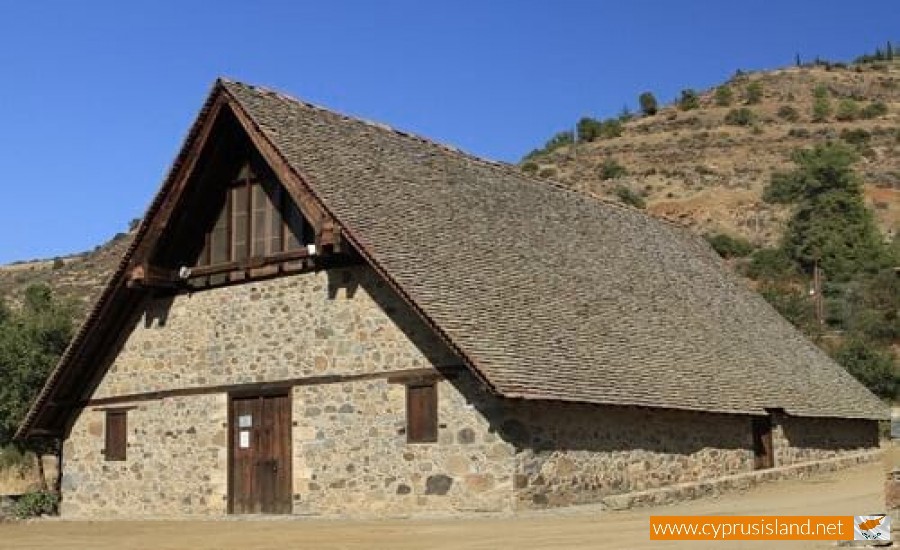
[104,409,128,462]
[195,163,312,270]
[406,382,438,444]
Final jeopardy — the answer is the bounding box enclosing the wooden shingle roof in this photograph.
[222,80,886,420]
[17,79,887,439]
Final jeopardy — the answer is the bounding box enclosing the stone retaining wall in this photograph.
[603,448,882,510]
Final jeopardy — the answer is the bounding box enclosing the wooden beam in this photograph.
[126,263,181,289]
[57,365,468,409]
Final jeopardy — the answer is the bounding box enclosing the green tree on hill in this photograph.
[0,286,74,446]
[638,92,658,116]
[678,89,700,110]
[763,143,888,281]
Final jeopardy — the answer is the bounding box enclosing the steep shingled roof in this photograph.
[221,80,886,419]
[17,80,888,439]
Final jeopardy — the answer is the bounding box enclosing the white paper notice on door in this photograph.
[239,430,250,449]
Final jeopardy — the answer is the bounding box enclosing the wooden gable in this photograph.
[126,96,346,290]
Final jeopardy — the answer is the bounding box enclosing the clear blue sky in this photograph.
[0,1,896,263]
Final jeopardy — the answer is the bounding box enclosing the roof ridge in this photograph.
[219,79,685,228]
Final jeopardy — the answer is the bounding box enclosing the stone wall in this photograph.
[62,265,468,517]
[61,394,228,517]
[292,373,515,516]
[506,403,755,509]
[60,264,882,518]
[773,413,879,466]
[91,266,458,399]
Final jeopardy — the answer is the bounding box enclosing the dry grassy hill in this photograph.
[0,232,133,319]
[524,60,900,246]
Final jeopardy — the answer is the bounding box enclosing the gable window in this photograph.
[406,382,438,443]
[196,163,313,268]
[104,410,128,461]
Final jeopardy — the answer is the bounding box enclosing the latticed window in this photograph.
[196,163,312,267]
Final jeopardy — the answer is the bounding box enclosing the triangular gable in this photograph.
[16,80,347,438]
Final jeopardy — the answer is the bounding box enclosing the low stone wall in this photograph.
[603,448,882,511]
[0,495,16,518]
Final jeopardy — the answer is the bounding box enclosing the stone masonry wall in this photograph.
[61,394,228,517]
[507,403,756,509]
[91,266,457,399]
[292,373,515,516]
[63,265,463,517]
[60,263,881,518]
[772,414,879,467]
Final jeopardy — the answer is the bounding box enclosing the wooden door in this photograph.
[229,393,292,514]
[752,416,774,470]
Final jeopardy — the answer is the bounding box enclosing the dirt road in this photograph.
[0,462,885,550]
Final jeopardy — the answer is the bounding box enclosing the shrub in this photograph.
[520,161,539,174]
[811,97,831,122]
[746,248,797,280]
[787,127,810,138]
[12,491,59,518]
[705,233,754,258]
[576,117,601,142]
[745,81,764,104]
[678,89,700,111]
[714,86,733,106]
[724,107,756,126]
[812,84,829,99]
[537,167,557,179]
[598,158,627,180]
[833,339,899,399]
[51,258,64,270]
[861,101,889,119]
[612,185,645,208]
[777,105,800,122]
[544,131,574,152]
[599,119,623,139]
[840,128,871,148]
[835,99,860,121]
[639,92,658,116]
[760,285,819,334]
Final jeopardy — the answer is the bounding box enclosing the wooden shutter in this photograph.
[251,182,269,256]
[406,383,438,443]
[231,184,249,261]
[105,410,127,461]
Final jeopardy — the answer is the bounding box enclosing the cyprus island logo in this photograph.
[854,515,891,541]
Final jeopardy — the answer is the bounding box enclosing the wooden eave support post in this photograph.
[126,262,181,289]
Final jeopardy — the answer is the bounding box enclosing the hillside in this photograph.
[0,232,133,320]
[522,60,899,246]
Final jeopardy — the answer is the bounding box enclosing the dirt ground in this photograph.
[0,461,886,550]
